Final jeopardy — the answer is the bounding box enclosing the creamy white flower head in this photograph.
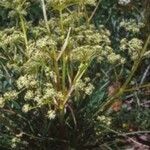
[17,75,37,89]
[11,137,20,143]
[120,38,143,60]
[0,97,5,108]
[34,95,40,102]
[118,0,131,5]
[57,91,64,100]
[49,71,57,82]
[36,98,43,106]
[120,19,144,33]
[45,83,53,88]
[36,36,56,48]
[107,53,121,64]
[85,0,96,5]
[11,137,21,148]
[4,90,18,101]
[25,90,34,100]
[17,75,28,89]
[120,58,126,64]
[30,80,37,87]
[84,77,90,83]
[47,110,56,120]
[43,88,56,99]
[128,38,143,50]
[97,115,106,121]
[22,104,30,113]
[85,83,95,95]
[75,79,86,90]
[97,115,112,126]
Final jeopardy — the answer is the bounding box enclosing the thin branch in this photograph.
[122,130,150,136]
[41,0,51,34]
[140,64,150,84]
[57,27,71,61]
[88,0,102,22]
[99,124,150,147]
[124,83,150,92]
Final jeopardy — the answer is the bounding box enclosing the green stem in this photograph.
[59,108,65,124]
[53,49,60,90]
[62,54,67,91]
[88,0,102,23]
[59,9,64,31]
[41,0,51,34]
[62,62,89,106]
[19,15,28,51]
[124,83,150,92]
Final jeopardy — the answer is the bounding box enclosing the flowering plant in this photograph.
[0,0,149,149]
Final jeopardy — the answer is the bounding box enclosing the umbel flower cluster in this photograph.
[118,0,131,5]
[120,19,144,33]
[120,38,143,60]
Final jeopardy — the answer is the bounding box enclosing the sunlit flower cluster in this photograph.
[36,36,56,49]
[43,88,56,100]
[3,90,18,101]
[97,115,112,126]
[107,52,125,64]
[0,97,5,108]
[22,104,31,113]
[47,110,56,120]
[0,28,24,48]
[120,19,144,33]
[118,0,131,5]
[75,78,95,95]
[11,137,21,148]
[120,38,143,60]
[24,90,34,101]
[17,75,37,89]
